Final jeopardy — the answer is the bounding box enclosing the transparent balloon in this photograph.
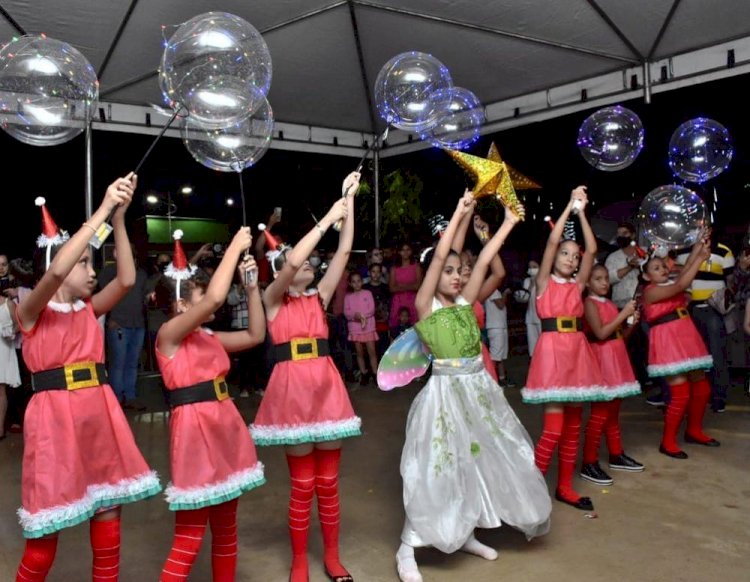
[182,92,273,172]
[160,11,272,127]
[668,117,733,184]
[374,51,452,133]
[577,105,644,171]
[422,86,484,149]
[0,35,98,146]
[638,185,707,249]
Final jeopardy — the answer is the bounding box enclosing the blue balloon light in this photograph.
[421,86,484,150]
[668,117,733,183]
[577,105,644,171]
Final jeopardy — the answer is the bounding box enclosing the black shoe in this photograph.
[608,453,644,472]
[684,434,721,447]
[580,462,613,485]
[359,372,369,386]
[555,491,594,511]
[324,567,353,582]
[711,402,726,413]
[645,394,665,407]
[659,445,688,459]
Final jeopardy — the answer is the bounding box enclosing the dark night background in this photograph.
[1,72,749,274]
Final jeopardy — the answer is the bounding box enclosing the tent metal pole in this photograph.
[643,61,652,104]
[374,141,380,248]
[85,122,93,219]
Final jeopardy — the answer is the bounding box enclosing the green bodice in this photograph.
[414,304,481,359]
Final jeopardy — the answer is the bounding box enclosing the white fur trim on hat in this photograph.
[164,262,197,281]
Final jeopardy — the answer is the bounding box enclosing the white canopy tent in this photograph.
[2,0,750,157]
[2,1,750,242]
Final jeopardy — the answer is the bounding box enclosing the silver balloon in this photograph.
[160,12,272,127]
[422,86,484,150]
[638,185,706,249]
[577,105,644,171]
[0,35,98,146]
[374,51,452,133]
[182,92,273,172]
[668,117,733,183]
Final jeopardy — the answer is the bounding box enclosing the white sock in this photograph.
[396,543,423,582]
[460,533,498,560]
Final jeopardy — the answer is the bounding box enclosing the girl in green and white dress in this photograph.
[395,191,551,582]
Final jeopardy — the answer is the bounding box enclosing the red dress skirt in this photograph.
[522,277,607,404]
[17,300,160,538]
[643,285,712,377]
[156,327,264,510]
[585,296,640,398]
[251,290,361,445]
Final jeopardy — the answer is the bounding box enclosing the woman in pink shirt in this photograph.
[344,272,378,385]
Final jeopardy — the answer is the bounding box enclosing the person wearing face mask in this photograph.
[522,260,542,355]
[604,223,641,309]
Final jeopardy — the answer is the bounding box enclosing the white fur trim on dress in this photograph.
[647,355,714,377]
[250,417,362,445]
[521,383,640,404]
[165,464,265,510]
[18,471,160,538]
[47,299,86,313]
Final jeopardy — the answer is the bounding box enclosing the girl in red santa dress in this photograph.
[154,226,266,581]
[641,235,717,459]
[251,172,361,582]
[15,175,161,582]
[580,264,644,486]
[521,186,615,511]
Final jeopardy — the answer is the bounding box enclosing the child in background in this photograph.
[344,272,379,385]
[391,307,411,340]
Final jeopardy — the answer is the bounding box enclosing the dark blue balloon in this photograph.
[668,117,733,183]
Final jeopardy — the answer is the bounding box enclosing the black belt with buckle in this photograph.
[31,362,108,392]
[540,317,583,333]
[273,338,330,363]
[649,307,689,327]
[164,376,230,408]
[587,328,623,343]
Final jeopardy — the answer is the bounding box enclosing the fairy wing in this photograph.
[377,327,433,391]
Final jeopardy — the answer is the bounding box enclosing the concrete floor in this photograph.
[1,358,749,581]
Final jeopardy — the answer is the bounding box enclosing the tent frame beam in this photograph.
[584,0,644,60]
[347,0,377,133]
[0,2,25,35]
[101,1,351,99]
[98,0,142,81]
[647,0,683,60]
[352,0,639,64]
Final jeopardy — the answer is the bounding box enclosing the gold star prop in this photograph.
[486,143,527,220]
[487,143,542,190]
[445,149,504,199]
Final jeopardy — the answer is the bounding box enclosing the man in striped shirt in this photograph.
[676,240,735,412]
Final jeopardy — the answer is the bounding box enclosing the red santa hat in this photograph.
[164,229,197,298]
[258,223,290,272]
[35,197,69,249]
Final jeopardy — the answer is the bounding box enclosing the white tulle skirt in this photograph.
[400,356,551,553]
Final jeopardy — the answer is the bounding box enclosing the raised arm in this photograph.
[92,179,138,316]
[585,298,636,340]
[415,190,476,319]
[462,206,519,304]
[216,255,266,352]
[575,189,597,290]
[18,174,135,331]
[473,216,505,303]
[536,187,580,297]
[644,237,710,304]
[158,227,252,356]
[319,172,361,307]
[451,209,474,254]
[264,174,357,312]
